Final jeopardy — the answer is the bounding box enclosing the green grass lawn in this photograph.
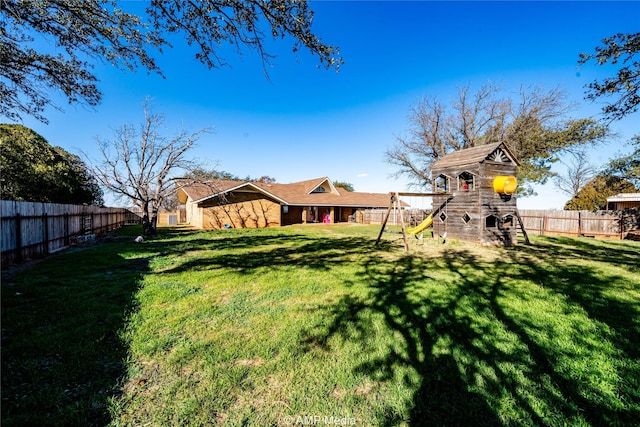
[2,224,639,426]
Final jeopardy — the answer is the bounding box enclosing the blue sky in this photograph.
[10,1,640,209]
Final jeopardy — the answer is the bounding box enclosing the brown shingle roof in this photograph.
[177,177,395,208]
[175,179,244,203]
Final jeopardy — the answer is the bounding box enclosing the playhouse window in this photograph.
[462,212,472,224]
[439,212,447,223]
[502,214,514,227]
[485,215,499,228]
[458,172,475,191]
[435,175,450,193]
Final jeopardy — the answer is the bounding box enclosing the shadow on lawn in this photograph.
[164,231,396,274]
[1,237,155,426]
[302,237,640,426]
[0,227,391,426]
[7,227,636,426]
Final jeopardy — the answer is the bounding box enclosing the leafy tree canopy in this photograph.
[181,167,276,183]
[182,167,249,182]
[0,124,103,204]
[0,0,342,123]
[564,174,637,211]
[333,181,355,192]
[604,134,640,187]
[579,32,640,122]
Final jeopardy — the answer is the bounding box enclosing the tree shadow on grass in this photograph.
[301,237,640,426]
[163,231,395,274]
[0,226,393,425]
[510,236,640,358]
[1,240,152,426]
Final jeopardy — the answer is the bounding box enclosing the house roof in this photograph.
[177,177,399,208]
[175,180,244,204]
[606,193,640,203]
[432,142,520,169]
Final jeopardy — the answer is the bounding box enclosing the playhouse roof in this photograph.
[432,142,519,169]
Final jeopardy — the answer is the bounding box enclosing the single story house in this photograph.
[176,177,397,229]
[606,193,640,210]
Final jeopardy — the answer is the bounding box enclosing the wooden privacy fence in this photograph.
[518,208,640,239]
[1,200,140,265]
[361,208,429,226]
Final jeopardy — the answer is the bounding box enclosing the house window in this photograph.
[502,214,514,227]
[485,215,499,228]
[282,205,289,214]
[458,172,475,191]
[434,175,450,193]
[462,213,472,224]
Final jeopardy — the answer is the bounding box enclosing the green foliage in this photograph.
[333,180,355,192]
[513,118,608,196]
[564,174,637,211]
[0,0,342,123]
[605,135,640,187]
[182,167,249,181]
[579,32,640,121]
[182,167,277,183]
[0,124,103,204]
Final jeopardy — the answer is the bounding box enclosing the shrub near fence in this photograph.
[1,200,138,265]
[518,208,640,239]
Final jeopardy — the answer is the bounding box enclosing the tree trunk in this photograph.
[141,201,157,236]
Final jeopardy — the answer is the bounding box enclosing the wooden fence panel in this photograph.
[1,200,133,265]
[518,208,639,239]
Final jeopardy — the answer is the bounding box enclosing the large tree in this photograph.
[564,174,637,211]
[579,32,640,122]
[604,134,640,188]
[0,0,342,124]
[553,146,597,199]
[91,102,211,235]
[0,124,103,204]
[386,84,609,196]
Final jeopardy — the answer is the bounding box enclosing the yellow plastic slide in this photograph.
[407,214,433,235]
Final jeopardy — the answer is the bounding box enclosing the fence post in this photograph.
[43,212,49,255]
[578,211,582,237]
[15,213,22,263]
[64,213,70,246]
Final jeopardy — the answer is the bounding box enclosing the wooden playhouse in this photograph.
[430,142,521,246]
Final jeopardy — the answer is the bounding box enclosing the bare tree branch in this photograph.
[90,99,213,234]
[553,146,597,198]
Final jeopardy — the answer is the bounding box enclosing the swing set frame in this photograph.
[375,192,449,252]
